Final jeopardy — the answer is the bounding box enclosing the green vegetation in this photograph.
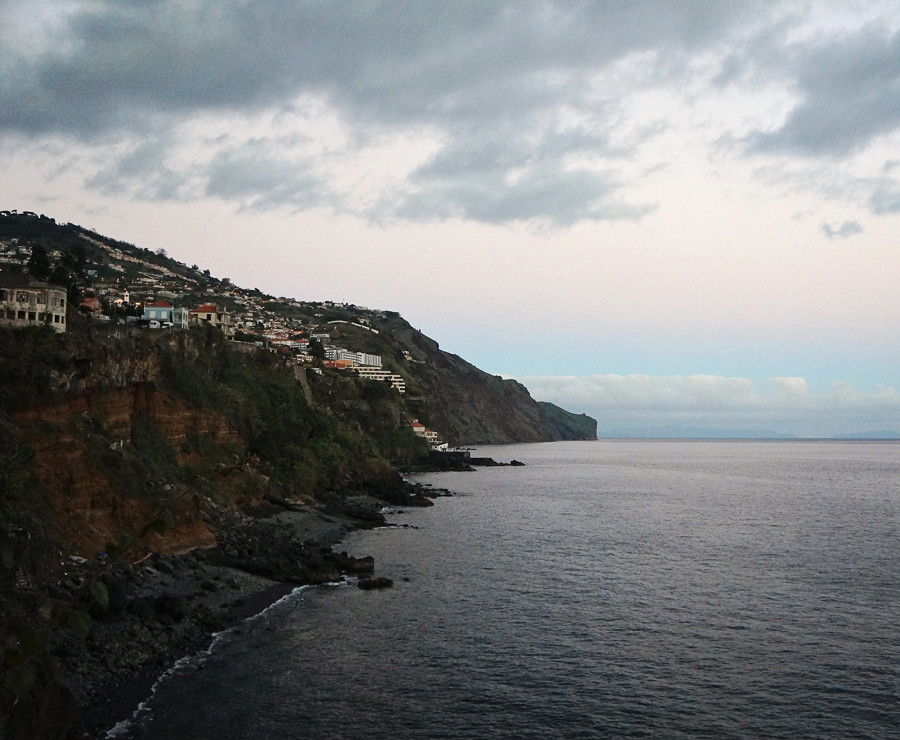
[0,326,74,411]
[160,327,419,497]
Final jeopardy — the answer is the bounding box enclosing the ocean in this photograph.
[112,440,900,739]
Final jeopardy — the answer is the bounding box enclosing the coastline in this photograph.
[59,497,423,738]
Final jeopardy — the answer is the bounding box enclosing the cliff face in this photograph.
[371,313,597,444]
[1,315,595,572]
[3,330,262,561]
[14,386,232,558]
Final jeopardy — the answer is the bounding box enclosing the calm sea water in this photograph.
[114,440,900,739]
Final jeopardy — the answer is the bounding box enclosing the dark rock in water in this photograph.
[468,457,504,466]
[332,552,375,574]
[419,450,474,471]
[470,457,526,467]
[358,576,393,590]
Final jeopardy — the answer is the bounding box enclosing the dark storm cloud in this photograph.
[869,161,900,213]
[204,140,329,211]
[870,187,900,214]
[10,1,899,224]
[2,1,762,136]
[391,126,655,225]
[84,138,189,201]
[397,159,653,225]
[747,26,900,157]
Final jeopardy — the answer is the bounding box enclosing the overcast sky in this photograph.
[3,1,900,437]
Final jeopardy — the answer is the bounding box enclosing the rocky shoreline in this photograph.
[7,482,445,740]
[72,508,371,737]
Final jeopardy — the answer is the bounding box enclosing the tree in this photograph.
[27,245,51,281]
[308,338,326,361]
[61,243,87,276]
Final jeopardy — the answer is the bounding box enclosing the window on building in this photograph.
[16,292,27,303]
[28,312,36,321]
[17,311,25,319]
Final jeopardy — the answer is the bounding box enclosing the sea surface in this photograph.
[112,440,900,739]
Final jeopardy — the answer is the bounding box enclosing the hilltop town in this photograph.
[0,210,596,449]
[0,211,448,440]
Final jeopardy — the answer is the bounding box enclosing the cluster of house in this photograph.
[141,300,233,335]
[0,224,422,403]
[1,273,414,402]
[0,273,241,341]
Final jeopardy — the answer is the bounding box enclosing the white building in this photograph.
[349,367,406,393]
[411,419,446,449]
[143,300,188,328]
[0,275,67,332]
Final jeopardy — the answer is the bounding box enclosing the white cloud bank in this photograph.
[517,374,900,438]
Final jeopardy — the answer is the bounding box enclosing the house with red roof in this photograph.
[79,296,102,316]
[189,303,234,337]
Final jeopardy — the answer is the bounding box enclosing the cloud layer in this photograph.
[519,374,900,438]
[4,1,900,225]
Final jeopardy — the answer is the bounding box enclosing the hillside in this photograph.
[0,211,594,445]
[371,312,596,443]
[0,211,595,737]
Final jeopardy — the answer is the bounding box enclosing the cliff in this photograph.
[0,322,433,736]
[333,312,597,444]
[0,211,596,736]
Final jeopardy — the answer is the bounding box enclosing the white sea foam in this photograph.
[104,581,345,738]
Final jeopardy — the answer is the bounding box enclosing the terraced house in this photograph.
[0,274,67,332]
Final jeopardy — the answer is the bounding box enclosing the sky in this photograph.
[3,0,900,437]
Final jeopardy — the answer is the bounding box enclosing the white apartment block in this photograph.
[325,348,382,367]
[348,367,406,393]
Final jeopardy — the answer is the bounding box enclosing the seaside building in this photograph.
[411,419,446,449]
[324,348,382,367]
